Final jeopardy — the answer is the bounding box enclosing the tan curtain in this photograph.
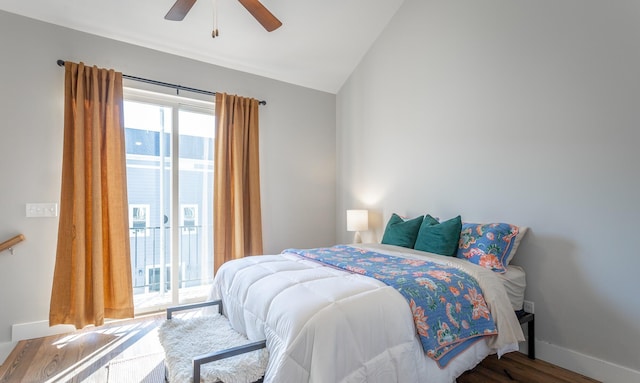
[214,93,263,272]
[49,62,133,328]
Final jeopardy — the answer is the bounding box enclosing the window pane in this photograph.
[178,109,215,303]
[124,99,173,310]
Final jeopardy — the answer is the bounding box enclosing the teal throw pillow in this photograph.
[381,214,424,248]
[422,214,439,226]
[414,215,462,256]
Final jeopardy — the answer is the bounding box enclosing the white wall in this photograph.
[0,10,336,360]
[337,0,640,381]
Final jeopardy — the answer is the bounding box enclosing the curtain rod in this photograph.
[56,60,266,105]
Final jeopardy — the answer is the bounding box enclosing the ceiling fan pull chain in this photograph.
[212,0,219,38]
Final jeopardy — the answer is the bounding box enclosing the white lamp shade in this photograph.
[346,210,369,232]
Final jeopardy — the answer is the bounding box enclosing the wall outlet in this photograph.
[523,300,535,314]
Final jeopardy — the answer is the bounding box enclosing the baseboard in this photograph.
[11,320,75,342]
[519,339,640,383]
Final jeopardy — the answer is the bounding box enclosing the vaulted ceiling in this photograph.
[0,0,405,93]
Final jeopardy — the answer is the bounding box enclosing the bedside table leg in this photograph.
[528,315,535,359]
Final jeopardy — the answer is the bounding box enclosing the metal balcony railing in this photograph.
[129,225,213,294]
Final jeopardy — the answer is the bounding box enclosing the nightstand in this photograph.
[517,310,535,359]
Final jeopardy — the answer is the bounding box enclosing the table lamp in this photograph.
[346,209,368,243]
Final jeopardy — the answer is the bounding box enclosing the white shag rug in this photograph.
[158,314,268,383]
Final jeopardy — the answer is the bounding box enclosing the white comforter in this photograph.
[210,244,524,383]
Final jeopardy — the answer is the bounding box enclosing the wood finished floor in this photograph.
[0,314,600,383]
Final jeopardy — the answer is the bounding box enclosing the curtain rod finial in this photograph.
[57,59,65,67]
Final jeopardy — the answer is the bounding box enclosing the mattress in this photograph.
[498,265,527,311]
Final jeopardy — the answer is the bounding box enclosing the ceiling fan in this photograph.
[165,0,282,32]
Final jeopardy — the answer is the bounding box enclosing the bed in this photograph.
[208,215,528,382]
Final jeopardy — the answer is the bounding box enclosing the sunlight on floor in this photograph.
[42,317,166,383]
[41,311,211,382]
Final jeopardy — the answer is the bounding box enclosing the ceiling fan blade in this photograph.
[165,0,197,21]
[237,0,282,32]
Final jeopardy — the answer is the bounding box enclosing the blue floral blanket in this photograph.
[283,245,498,367]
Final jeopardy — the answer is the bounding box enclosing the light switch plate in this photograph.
[26,203,58,218]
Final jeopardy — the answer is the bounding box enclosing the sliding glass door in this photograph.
[123,89,215,313]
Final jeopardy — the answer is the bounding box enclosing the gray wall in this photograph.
[337,0,640,380]
[0,10,336,357]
